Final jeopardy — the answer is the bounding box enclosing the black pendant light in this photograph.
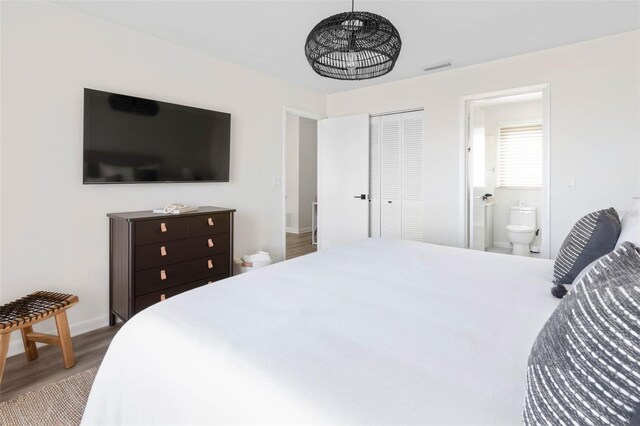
[305,0,401,80]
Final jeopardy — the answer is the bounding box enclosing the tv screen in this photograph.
[83,88,230,184]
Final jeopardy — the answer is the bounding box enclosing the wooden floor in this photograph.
[286,231,317,260]
[0,325,120,402]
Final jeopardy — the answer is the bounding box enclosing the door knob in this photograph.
[353,194,367,200]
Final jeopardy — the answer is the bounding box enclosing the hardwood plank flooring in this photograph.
[0,324,120,402]
[286,232,317,260]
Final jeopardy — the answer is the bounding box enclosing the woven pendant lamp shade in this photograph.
[305,10,402,80]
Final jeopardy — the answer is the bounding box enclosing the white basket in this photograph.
[237,251,273,273]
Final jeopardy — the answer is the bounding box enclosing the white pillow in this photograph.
[617,208,640,246]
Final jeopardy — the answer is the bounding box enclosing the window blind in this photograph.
[497,123,543,188]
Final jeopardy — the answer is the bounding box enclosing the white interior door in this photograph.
[369,117,381,237]
[380,114,402,239]
[317,114,370,250]
[401,111,424,241]
[468,104,486,250]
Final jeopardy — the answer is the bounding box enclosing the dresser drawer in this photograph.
[188,213,230,237]
[134,274,229,314]
[135,254,230,296]
[134,234,230,271]
[135,218,188,245]
[187,233,230,259]
[135,239,188,270]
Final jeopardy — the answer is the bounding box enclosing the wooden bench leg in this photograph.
[54,311,75,368]
[0,333,10,383]
[21,326,39,361]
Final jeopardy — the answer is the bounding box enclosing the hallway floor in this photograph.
[286,232,316,260]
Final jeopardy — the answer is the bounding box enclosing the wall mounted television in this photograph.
[83,88,230,184]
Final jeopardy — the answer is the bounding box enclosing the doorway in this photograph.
[463,85,550,258]
[283,109,321,260]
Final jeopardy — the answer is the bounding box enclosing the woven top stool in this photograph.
[0,291,79,382]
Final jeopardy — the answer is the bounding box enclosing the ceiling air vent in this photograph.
[421,60,453,73]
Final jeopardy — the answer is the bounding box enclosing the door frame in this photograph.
[282,107,324,260]
[459,84,551,258]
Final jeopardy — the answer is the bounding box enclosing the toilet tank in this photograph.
[510,206,537,227]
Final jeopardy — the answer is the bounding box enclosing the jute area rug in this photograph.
[0,367,96,426]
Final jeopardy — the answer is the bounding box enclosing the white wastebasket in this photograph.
[236,251,273,273]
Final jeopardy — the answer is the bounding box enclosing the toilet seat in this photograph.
[506,224,535,233]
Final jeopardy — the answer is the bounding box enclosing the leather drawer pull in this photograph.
[160,246,167,256]
[160,270,167,280]
[207,260,214,269]
[160,294,166,301]
[207,239,214,248]
[207,218,214,226]
[160,222,167,233]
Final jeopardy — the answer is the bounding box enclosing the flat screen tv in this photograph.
[83,88,230,184]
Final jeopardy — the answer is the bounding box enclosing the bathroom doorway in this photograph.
[463,85,550,258]
[283,108,322,260]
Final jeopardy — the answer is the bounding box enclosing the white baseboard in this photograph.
[286,227,312,235]
[6,315,110,358]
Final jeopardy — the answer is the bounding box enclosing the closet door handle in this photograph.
[353,194,367,200]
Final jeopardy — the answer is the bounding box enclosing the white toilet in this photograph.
[506,206,537,256]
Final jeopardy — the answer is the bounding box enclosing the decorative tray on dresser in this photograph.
[107,206,235,325]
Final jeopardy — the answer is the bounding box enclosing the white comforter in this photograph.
[83,239,559,425]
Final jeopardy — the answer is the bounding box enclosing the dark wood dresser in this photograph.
[107,206,235,325]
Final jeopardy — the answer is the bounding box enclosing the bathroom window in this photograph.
[497,123,543,188]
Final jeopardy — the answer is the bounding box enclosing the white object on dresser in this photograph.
[152,204,199,214]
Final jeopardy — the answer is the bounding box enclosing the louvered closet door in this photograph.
[369,116,381,237]
[380,114,402,239]
[401,111,424,241]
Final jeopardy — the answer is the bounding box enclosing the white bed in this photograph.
[83,239,559,425]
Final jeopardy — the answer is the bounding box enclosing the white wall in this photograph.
[285,115,317,234]
[297,117,317,232]
[285,114,300,232]
[480,100,543,248]
[0,2,325,354]
[327,31,640,256]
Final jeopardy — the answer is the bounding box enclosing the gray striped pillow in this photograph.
[524,242,640,425]
[554,208,621,284]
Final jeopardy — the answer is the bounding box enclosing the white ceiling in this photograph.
[58,1,640,94]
